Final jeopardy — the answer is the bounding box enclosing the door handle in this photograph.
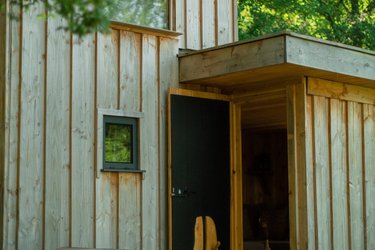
[172,187,196,197]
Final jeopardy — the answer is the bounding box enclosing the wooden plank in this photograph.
[71,34,95,247]
[95,31,119,249]
[363,104,375,250]
[308,78,375,105]
[193,217,203,250]
[229,103,243,250]
[186,0,200,49]
[217,0,233,45]
[141,34,158,250]
[169,88,230,101]
[179,36,285,83]
[286,83,309,249]
[347,101,365,250]
[110,22,181,39]
[0,0,7,247]
[44,16,70,250]
[175,0,186,48]
[305,95,316,250]
[4,3,20,249]
[18,3,45,250]
[313,96,331,250]
[205,216,220,250]
[118,30,142,250]
[119,31,141,111]
[118,174,141,250]
[286,36,375,81]
[201,0,215,48]
[159,37,179,250]
[329,99,349,250]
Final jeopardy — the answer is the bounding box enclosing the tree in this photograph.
[238,0,375,50]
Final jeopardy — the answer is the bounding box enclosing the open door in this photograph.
[168,88,242,250]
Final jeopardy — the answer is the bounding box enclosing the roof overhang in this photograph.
[179,32,375,92]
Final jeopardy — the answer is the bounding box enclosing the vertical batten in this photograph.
[141,34,159,250]
[71,35,95,247]
[118,30,142,250]
[95,31,120,249]
[186,0,200,49]
[330,99,349,250]
[313,96,331,250]
[18,2,45,250]
[363,104,375,250]
[4,2,20,249]
[44,16,70,250]
[348,102,365,250]
[202,0,216,48]
[159,37,179,250]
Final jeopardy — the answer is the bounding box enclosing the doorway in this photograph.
[236,87,290,250]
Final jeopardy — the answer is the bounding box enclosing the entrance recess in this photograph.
[168,88,243,250]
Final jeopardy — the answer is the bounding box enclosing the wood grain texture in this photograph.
[119,174,142,250]
[329,99,349,250]
[17,3,45,250]
[201,0,215,48]
[313,96,331,250]
[119,31,141,111]
[118,29,142,250]
[217,0,233,45]
[286,36,375,81]
[44,16,70,250]
[71,35,95,247]
[4,3,20,249]
[141,34,158,250]
[186,0,200,49]
[175,0,186,48]
[159,37,179,250]
[363,104,375,250]
[95,31,119,249]
[0,0,7,248]
[308,78,375,105]
[305,95,316,250]
[348,101,365,250]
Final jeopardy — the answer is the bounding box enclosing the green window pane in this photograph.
[108,0,168,29]
[105,123,132,163]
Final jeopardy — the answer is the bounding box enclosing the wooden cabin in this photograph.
[0,1,374,250]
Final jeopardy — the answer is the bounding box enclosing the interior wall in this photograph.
[242,129,289,242]
[3,2,179,250]
[305,78,375,250]
[171,0,238,49]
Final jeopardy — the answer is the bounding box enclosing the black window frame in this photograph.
[102,115,139,171]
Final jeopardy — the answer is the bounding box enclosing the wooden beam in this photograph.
[286,36,375,82]
[179,35,285,82]
[307,77,375,105]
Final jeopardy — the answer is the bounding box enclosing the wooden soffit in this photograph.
[178,32,375,91]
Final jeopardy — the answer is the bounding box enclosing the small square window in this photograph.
[103,115,138,170]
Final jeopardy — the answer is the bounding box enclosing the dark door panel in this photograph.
[170,95,230,250]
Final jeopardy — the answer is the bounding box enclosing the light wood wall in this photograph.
[304,77,375,250]
[171,0,238,49]
[2,2,179,250]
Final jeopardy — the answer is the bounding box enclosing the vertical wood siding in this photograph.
[173,0,237,49]
[305,78,375,250]
[3,7,179,250]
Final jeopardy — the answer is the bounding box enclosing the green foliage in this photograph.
[105,124,132,163]
[238,0,375,50]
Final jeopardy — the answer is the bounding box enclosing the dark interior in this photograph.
[242,129,290,250]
